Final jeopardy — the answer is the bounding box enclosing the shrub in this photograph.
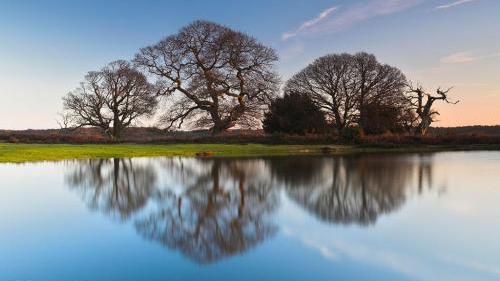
[341,126,364,143]
[360,102,407,135]
[7,136,19,143]
[263,92,327,135]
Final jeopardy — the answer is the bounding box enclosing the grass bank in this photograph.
[0,143,349,163]
[1,143,499,163]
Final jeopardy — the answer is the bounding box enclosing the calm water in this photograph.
[1,152,499,281]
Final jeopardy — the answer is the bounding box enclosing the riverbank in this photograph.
[1,143,500,163]
[0,143,345,163]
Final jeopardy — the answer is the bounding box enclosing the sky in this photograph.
[0,0,499,129]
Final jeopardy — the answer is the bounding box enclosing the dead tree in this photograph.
[406,85,458,135]
[134,20,279,134]
[62,60,158,141]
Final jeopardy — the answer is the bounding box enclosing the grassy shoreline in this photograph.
[1,143,500,163]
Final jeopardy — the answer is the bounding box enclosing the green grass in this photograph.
[1,142,499,163]
[0,143,352,163]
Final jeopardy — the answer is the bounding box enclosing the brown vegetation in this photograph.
[2,127,500,146]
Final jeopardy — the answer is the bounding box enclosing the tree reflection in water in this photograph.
[65,158,157,220]
[65,154,436,263]
[268,154,434,225]
[135,158,278,264]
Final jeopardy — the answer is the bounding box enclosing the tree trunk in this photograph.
[110,111,122,141]
[211,123,226,135]
[335,121,346,136]
[416,117,431,136]
[210,118,234,135]
[107,130,120,142]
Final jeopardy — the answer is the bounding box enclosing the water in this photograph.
[1,152,499,281]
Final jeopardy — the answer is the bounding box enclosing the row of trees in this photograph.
[265,53,457,136]
[62,20,457,140]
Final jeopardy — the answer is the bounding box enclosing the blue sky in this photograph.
[0,0,499,129]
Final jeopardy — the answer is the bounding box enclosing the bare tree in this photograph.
[62,60,158,140]
[406,84,458,135]
[285,52,407,134]
[134,20,279,133]
[285,54,357,133]
[352,53,408,129]
[56,112,72,131]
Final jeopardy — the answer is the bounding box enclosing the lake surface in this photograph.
[1,152,499,281]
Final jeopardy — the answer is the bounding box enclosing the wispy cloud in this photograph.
[279,41,305,59]
[434,0,479,11]
[441,51,500,64]
[282,6,339,41]
[282,0,424,41]
[301,238,339,261]
[285,224,500,281]
[441,51,478,64]
[440,255,500,278]
[284,228,463,281]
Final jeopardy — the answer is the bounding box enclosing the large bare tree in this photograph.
[285,54,357,133]
[352,53,408,128]
[406,84,458,135]
[134,20,279,133]
[285,52,407,133]
[62,60,158,140]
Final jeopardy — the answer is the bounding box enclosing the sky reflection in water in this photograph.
[1,152,499,281]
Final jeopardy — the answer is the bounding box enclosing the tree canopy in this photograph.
[59,21,458,138]
[285,52,407,134]
[134,20,280,133]
[63,60,158,140]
